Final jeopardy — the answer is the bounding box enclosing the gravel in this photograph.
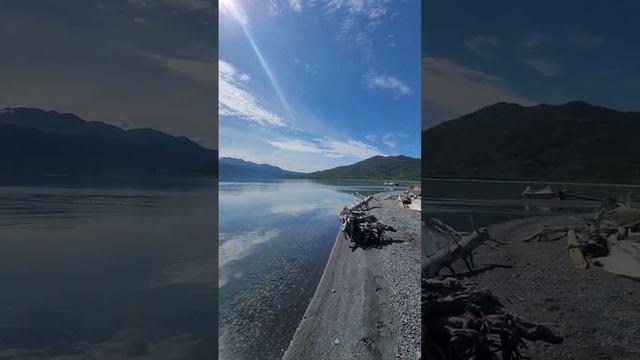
[283,191,421,360]
[458,215,640,359]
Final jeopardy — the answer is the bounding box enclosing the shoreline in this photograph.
[445,215,640,359]
[423,177,640,188]
[283,191,421,359]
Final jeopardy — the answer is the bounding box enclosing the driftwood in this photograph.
[518,226,576,242]
[422,219,497,277]
[422,278,563,360]
[339,195,396,247]
[422,219,563,358]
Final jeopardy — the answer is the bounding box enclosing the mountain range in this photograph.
[306,155,420,180]
[0,107,217,176]
[422,101,640,183]
[218,157,302,179]
[219,155,420,181]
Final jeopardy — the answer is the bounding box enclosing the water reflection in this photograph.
[0,179,217,359]
[218,179,390,360]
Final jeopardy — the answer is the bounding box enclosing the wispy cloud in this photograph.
[267,137,384,160]
[567,31,604,48]
[423,55,536,126]
[289,0,303,12]
[364,71,411,96]
[365,133,377,141]
[128,0,215,12]
[382,133,396,148]
[465,34,499,60]
[517,32,561,77]
[522,57,560,77]
[325,0,390,19]
[141,52,217,83]
[321,138,383,159]
[266,139,324,153]
[519,33,552,48]
[381,132,409,148]
[323,0,396,49]
[219,60,285,127]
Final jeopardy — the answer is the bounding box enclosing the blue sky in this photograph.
[219,0,421,172]
[423,0,640,128]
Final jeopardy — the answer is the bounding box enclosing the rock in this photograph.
[334,338,340,345]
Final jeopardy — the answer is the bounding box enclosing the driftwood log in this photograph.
[339,195,396,247]
[422,219,563,359]
[422,278,563,360]
[422,218,499,277]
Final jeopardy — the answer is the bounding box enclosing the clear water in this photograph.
[218,179,400,360]
[0,177,217,359]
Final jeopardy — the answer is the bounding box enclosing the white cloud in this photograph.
[142,52,217,83]
[128,0,214,12]
[364,72,410,96]
[321,138,383,159]
[465,34,499,59]
[323,153,345,159]
[522,57,560,77]
[567,31,604,48]
[219,60,285,127]
[325,0,390,19]
[267,137,384,159]
[289,0,303,11]
[365,133,377,141]
[381,132,408,148]
[324,0,395,47]
[267,139,324,153]
[423,55,536,123]
[519,33,552,48]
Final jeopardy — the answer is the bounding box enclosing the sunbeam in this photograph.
[220,0,293,120]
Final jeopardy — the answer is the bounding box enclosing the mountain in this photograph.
[422,101,640,183]
[0,107,217,177]
[218,157,303,179]
[306,155,420,180]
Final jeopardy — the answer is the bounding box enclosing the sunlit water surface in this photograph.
[218,179,399,360]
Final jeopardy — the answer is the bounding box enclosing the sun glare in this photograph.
[219,0,247,26]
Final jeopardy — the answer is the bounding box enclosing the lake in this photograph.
[0,177,217,359]
[218,179,403,360]
[422,178,640,254]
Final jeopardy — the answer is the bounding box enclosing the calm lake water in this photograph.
[0,177,217,359]
[218,179,402,360]
[422,179,640,254]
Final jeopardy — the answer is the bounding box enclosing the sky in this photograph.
[0,0,217,149]
[218,0,421,173]
[422,0,640,128]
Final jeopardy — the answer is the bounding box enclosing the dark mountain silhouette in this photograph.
[306,155,420,180]
[422,101,640,182]
[0,107,217,176]
[218,157,303,179]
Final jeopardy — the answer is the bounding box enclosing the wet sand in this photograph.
[452,215,640,359]
[283,191,421,360]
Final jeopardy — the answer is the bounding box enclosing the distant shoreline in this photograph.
[422,177,640,188]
